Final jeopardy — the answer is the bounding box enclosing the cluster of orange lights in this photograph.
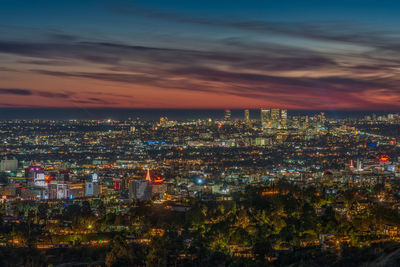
[102,164,113,168]
[146,169,164,184]
[380,155,390,162]
[153,176,164,184]
[44,174,57,184]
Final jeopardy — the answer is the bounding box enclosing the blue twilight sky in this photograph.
[0,0,400,109]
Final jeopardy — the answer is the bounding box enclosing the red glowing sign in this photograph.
[114,181,121,190]
[380,155,389,162]
[153,176,164,184]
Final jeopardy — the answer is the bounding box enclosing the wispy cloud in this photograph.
[0,88,32,95]
[108,2,400,52]
[0,87,119,106]
[0,87,71,98]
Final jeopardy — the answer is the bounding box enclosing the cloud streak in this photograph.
[0,87,74,98]
[0,88,32,95]
[109,2,400,52]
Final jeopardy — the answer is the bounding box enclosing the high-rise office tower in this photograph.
[224,109,231,122]
[281,109,287,129]
[292,116,300,128]
[159,116,168,126]
[357,159,363,171]
[320,112,326,123]
[244,109,250,125]
[260,108,270,128]
[271,109,280,128]
[129,179,152,201]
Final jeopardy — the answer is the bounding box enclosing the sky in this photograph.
[1,0,400,110]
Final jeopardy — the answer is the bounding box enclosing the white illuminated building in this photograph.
[34,173,47,187]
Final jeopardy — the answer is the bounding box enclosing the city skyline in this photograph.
[0,107,397,121]
[0,110,399,265]
[2,2,400,264]
[2,1,400,110]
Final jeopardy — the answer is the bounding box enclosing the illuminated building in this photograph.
[49,183,69,200]
[304,116,309,127]
[86,173,100,196]
[271,109,280,128]
[159,116,169,127]
[244,109,250,125]
[34,173,47,187]
[113,178,121,190]
[152,176,166,196]
[85,182,94,196]
[252,137,266,146]
[281,109,287,129]
[69,183,84,198]
[320,112,326,123]
[26,166,43,182]
[0,157,18,171]
[85,182,100,197]
[2,184,16,197]
[26,166,47,187]
[128,170,155,201]
[292,116,300,128]
[7,176,27,184]
[260,108,270,128]
[357,159,363,171]
[92,173,98,183]
[47,174,57,184]
[224,109,231,122]
[261,108,283,129]
[38,189,49,200]
[129,179,152,201]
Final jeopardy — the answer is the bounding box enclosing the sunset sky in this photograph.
[1,0,400,110]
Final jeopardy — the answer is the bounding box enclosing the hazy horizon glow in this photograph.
[1,0,400,110]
